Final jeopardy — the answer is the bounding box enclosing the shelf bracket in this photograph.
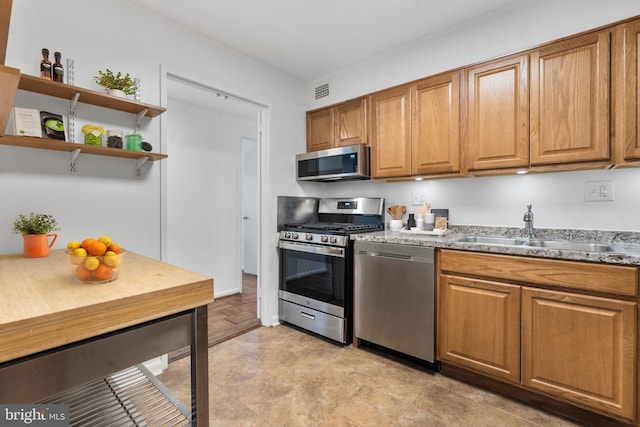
[70,92,80,110]
[68,92,80,144]
[70,148,81,173]
[135,109,148,133]
[136,156,149,178]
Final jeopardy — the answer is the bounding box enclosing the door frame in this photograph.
[159,66,269,324]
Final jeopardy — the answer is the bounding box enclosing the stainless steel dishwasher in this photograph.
[354,241,435,363]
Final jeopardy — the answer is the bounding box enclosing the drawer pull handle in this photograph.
[300,312,315,320]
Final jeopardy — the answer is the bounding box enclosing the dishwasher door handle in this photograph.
[358,251,432,263]
[360,251,410,260]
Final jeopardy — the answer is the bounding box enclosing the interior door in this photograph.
[242,137,258,275]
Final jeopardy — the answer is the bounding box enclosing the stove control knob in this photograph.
[284,232,291,239]
[306,234,313,241]
[292,233,299,239]
[321,235,328,243]
[330,236,337,244]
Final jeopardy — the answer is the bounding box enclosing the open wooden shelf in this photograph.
[18,74,166,117]
[0,134,167,161]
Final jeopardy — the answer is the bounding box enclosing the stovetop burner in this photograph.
[283,222,383,234]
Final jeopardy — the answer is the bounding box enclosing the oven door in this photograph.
[278,240,346,317]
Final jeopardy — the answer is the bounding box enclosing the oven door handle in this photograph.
[279,241,345,258]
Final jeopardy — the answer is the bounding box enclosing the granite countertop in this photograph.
[351,225,640,266]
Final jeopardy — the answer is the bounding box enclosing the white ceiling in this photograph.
[130,0,525,82]
[142,0,527,119]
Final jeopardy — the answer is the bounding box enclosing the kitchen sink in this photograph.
[455,235,623,254]
[524,240,621,253]
[455,236,526,246]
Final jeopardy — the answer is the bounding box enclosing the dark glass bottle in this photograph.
[407,213,416,229]
[52,51,64,83]
[40,48,52,80]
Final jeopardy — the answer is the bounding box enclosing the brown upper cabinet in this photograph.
[306,15,640,180]
[369,71,462,179]
[369,85,412,178]
[306,108,334,152]
[306,97,367,152]
[464,54,529,172]
[615,20,640,163]
[412,71,461,176]
[530,30,611,166]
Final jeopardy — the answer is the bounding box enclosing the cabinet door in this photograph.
[306,108,334,152]
[370,86,412,178]
[615,20,640,162]
[522,287,636,420]
[412,72,461,175]
[335,98,367,147]
[438,274,521,384]
[465,54,529,171]
[530,31,611,165]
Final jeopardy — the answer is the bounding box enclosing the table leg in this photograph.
[191,305,209,425]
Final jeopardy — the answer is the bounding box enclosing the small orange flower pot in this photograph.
[22,233,58,258]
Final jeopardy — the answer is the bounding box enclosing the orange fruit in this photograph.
[88,240,107,256]
[75,265,93,281]
[108,243,123,254]
[93,263,113,281]
[81,238,96,251]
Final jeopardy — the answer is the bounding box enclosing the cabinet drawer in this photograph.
[440,249,638,297]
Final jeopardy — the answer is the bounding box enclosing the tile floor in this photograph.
[157,325,585,427]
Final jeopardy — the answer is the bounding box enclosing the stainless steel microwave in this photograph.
[296,145,370,182]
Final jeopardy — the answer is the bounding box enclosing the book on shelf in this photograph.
[9,107,68,141]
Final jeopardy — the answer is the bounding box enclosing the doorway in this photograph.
[165,75,262,306]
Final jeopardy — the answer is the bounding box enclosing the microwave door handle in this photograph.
[278,241,345,258]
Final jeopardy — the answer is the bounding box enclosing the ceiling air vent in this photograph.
[315,83,330,100]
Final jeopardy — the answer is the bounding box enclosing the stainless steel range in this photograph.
[278,197,385,344]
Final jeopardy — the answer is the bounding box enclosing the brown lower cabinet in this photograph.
[522,287,636,420]
[439,274,521,383]
[438,249,638,424]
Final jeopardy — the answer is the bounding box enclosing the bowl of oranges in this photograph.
[66,235,125,284]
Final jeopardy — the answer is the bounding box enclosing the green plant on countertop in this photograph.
[12,212,60,235]
[93,68,138,95]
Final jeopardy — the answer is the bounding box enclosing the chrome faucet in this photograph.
[523,204,535,239]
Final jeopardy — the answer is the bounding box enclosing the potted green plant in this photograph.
[12,212,60,257]
[93,69,138,97]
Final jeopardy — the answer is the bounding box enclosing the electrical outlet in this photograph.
[412,191,426,206]
[584,180,614,202]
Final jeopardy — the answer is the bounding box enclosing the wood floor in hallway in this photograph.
[169,273,261,362]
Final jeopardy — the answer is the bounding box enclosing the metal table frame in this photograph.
[0,306,209,426]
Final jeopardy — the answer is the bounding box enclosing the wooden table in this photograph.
[0,249,214,425]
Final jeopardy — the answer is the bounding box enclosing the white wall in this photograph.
[300,0,640,233]
[4,0,305,326]
[302,168,640,231]
[305,0,640,107]
[166,96,256,297]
